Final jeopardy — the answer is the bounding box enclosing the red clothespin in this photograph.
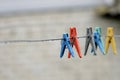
[68,27,82,58]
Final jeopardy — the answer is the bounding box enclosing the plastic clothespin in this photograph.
[60,33,74,58]
[105,27,117,55]
[91,27,105,55]
[84,27,96,56]
[68,27,82,58]
[95,27,104,49]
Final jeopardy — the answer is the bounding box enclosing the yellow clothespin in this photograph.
[105,27,117,55]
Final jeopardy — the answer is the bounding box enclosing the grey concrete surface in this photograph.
[0,9,120,80]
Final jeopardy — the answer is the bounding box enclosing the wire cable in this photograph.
[0,38,63,44]
[0,35,120,44]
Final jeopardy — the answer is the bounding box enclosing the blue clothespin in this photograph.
[95,27,104,49]
[60,33,74,58]
[91,27,105,55]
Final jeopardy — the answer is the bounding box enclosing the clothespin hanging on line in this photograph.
[91,27,105,55]
[105,27,117,55]
[84,27,96,56]
[68,27,82,58]
[60,33,74,58]
[95,27,104,49]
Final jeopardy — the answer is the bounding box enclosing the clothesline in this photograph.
[0,35,120,44]
[0,27,118,57]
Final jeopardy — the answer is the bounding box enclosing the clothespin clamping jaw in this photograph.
[105,27,117,55]
[84,27,96,56]
[68,27,82,58]
[60,33,74,58]
[91,27,105,55]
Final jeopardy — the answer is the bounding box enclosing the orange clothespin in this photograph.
[105,27,117,55]
[68,27,82,58]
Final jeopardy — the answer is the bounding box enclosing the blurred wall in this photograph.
[0,0,105,13]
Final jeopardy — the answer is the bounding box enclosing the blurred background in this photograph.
[0,0,120,80]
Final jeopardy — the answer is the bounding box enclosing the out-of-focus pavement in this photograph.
[0,9,120,80]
